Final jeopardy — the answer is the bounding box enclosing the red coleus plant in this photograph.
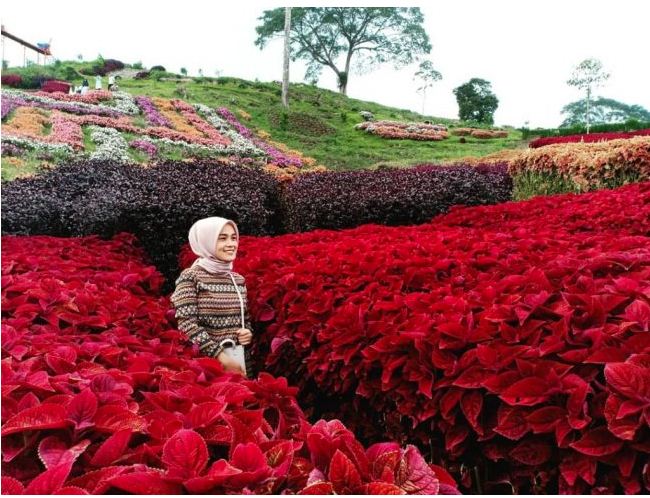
[1,232,456,494]
[180,182,650,494]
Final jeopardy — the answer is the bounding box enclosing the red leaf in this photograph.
[560,451,596,486]
[162,429,208,479]
[25,462,72,494]
[66,466,128,494]
[500,377,551,406]
[66,389,97,430]
[54,486,89,494]
[109,470,183,494]
[396,445,439,495]
[460,390,483,430]
[328,450,362,493]
[605,362,650,401]
[569,427,624,456]
[38,436,90,469]
[623,299,650,331]
[364,482,406,494]
[1,404,69,436]
[526,406,565,433]
[509,439,552,465]
[298,481,334,494]
[1,476,25,495]
[93,405,146,433]
[184,460,242,494]
[265,440,295,478]
[90,429,132,467]
[494,405,530,440]
[187,401,226,429]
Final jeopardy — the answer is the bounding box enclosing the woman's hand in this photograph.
[217,351,245,375]
[236,328,253,346]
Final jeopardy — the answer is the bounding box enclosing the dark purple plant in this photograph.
[279,163,513,232]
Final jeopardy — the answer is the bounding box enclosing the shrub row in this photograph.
[529,129,650,148]
[2,160,512,284]
[523,120,650,139]
[1,161,279,285]
[510,136,650,191]
[1,233,457,495]
[1,74,22,87]
[182,182,650,494]
[279,164,512,232]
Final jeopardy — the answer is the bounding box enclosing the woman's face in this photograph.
[215,223,238,262]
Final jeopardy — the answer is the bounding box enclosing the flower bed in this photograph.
[135,95,172,127]
[89,126,131,163]
[529,129,650,148]
[450,128,508,139]
[1,233,457,495]
[34,90,114,105]
[278,163,512,232]
[509,136,650,191]
[356,120,449,141]
[2,89,137,117]
[178,182,650,494]
[1,160,280,286]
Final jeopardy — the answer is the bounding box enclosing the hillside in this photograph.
[1,60,526,174]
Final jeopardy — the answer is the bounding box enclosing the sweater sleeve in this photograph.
[170,269,235,357]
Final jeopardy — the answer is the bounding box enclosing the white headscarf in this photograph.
[188,217,239,274]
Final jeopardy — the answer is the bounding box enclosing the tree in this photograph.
[282,7,291,108]
[566,58,610,133]
[180,67,187,76]
[414,60,441,115]
[560,97,650,127]
[453,78,499,124]
[255,7,431,95]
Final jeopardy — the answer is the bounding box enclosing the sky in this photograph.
[2,0,649,128]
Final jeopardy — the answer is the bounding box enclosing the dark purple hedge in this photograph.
[278,163,513,232]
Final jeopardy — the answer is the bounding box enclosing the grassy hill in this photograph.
[2,60,526,173]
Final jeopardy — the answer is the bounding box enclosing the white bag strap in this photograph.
[228,272,246,330]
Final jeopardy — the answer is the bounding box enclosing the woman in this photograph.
[171,217,254,377]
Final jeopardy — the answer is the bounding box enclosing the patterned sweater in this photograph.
[170,266,254,375]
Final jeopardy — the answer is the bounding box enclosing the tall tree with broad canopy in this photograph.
[255,7,431,95]
[560,97,650,127]
[453,78,499,124]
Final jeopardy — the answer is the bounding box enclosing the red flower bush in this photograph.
[181,182,650,494]
[530,129,650,148]
[1,233,456,494]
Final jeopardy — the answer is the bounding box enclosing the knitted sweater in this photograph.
[170,266,253,375]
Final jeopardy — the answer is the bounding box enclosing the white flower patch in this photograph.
[111,91,140,115]
[194,104,265,157]
[1,135,74,155]
[88,126,131,163]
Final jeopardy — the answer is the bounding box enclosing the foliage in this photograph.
[509,136,650,191]
[1,74,22,87]
[560,97,650,127]
[1,233,457,495]
[180,182,650,494]
[0,160,280,286]
[278,163,512,232]
[529,129,650,148]
[255,8,431,94]
[566,58,610,133]
[453,78,499,125]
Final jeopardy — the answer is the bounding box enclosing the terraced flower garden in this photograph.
[2,82,649,494]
